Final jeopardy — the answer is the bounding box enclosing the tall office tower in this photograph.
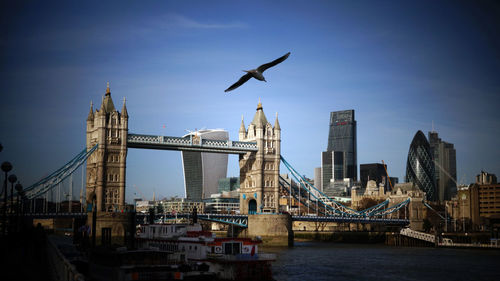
[428,131,457,202]
[360,163,391,191]
[327,110,357,180]
[406,130,437,201]
[182,129,229,201]
[314,167,322,191]
[321,151,347,189]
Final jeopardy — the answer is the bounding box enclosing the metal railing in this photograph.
[400,228,435,243]
[127,133,258,154]
[46,237,85,281]
[210,253,276,261]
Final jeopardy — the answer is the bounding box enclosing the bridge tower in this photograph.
[86,83,128,212]
[239,100,281,214]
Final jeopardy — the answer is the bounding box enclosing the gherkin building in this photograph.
[405,130,436,201]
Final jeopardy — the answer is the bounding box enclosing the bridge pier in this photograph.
[247,214,293,246]
[226,224,247,238]
[87,211,133,246]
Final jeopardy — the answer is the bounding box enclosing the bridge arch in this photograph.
[248,199,257,214]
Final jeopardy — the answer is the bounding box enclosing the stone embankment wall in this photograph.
[295,231,386,243]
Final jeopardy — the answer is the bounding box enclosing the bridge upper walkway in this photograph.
[127,133,258,154]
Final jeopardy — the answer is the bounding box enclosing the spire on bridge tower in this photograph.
[252,98,268,128]
[274,112,280,130]
[121,97,128,118]
[101,82,116,113]
[98,95,106,115]
[87,101,94,121]
[239,115,246,138]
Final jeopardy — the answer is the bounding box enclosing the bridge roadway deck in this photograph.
[25,213,408,227]
[127,133,258,154]
[292,215,409,225]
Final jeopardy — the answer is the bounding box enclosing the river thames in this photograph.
[264,242,500,281]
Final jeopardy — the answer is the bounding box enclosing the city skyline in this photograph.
[1,1,499,202]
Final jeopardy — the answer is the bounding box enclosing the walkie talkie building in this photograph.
[182,129,228,201]
[405,130,437,201]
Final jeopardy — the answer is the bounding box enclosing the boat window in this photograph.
[223,242,241,255]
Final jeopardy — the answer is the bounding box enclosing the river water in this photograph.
[263,242,500,281]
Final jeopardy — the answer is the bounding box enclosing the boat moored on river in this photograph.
[136,222,275,280]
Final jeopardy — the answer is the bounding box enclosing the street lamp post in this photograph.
[8,174,17,233]
[2,161,12,236]
[15,182,23,232]
[8,174,17,214]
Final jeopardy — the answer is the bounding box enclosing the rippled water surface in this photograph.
[263,242,500,281]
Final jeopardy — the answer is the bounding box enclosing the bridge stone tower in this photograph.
[86,83,128,212]
[239,100,281,214]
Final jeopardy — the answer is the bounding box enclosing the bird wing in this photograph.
[224,73,253,92]
[257,52,291,73]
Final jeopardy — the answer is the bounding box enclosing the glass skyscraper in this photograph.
[182,129,228,201]
[327,110,357,180]
[406,130,437,201]
[321,151,347,189]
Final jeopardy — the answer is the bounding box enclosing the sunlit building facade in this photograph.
[429,131,457,202]
[405,130,437,201]
[321,150,347,189]
[182,129,228,201]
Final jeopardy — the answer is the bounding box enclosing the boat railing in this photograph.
[211,253,276,261]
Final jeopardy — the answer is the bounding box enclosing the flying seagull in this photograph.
[224,52,291,92]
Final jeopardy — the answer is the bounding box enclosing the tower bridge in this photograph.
[11,84,417,245]
[85,85,280,215]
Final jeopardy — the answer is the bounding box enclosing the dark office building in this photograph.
[360,163,391,191]
[182,151,203,200]
[389,177,399,187]
[406,130,437,201]
[218,177,240,193]
[327,110,357,180]
[429,131,457,202]
[321,151,347,188]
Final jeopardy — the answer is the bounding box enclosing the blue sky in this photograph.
[1,1,499,202]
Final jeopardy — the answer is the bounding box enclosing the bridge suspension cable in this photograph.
[280,155,410,218]
[21,144,98,200]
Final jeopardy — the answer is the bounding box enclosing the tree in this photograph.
[156,204,164,215]
[423,218,432,232]
[148,207,155,224]
[357,197,384,211]
[424,202,445,233]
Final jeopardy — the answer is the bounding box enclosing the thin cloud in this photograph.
[161,14,247,29]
